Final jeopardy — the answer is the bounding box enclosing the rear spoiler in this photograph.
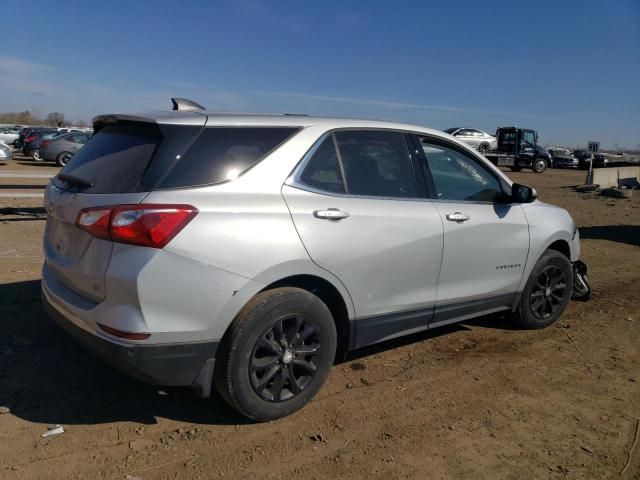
[92,110,207,132]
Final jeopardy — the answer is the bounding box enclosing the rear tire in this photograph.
[214,287,337,421]
[56,151,73,167]
[511,250,573,329]
[533,157,547,173]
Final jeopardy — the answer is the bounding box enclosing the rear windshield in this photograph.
[55,123,299,193]
[56,122,166,194]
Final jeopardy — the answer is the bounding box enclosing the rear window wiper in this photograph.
[56,173,94,188]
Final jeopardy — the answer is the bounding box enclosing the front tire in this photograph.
[512,250,573,329]
[478,142,490,153]
[214,287,337,421]
[56,151,73,167]
[533,157,547,173]
[31,149,42,161]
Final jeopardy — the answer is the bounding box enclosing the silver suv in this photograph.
[42,99,590,421]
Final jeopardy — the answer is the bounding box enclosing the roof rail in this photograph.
[171,98,206,112]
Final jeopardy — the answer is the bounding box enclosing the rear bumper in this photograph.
[43,290,219,397]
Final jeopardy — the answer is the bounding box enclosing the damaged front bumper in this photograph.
[572,260,591,301]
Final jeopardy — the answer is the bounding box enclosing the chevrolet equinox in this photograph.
[42,98,590,420]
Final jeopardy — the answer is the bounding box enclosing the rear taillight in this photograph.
[76,204,197,248]
[26,134,36,142]
[41,140,50,148]
[76,208,111,240]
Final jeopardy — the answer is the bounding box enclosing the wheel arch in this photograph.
[546,239,571,259]
[516,229,576,295]
[260,274,353,359]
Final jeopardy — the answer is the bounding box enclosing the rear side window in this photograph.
[334,131,417,198]
[298,136,345,193]
[159,127,299,188]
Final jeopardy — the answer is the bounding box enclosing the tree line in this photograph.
[0,110,88,128]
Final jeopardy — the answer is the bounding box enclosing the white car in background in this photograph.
[0,141,14,160]
[0,127,19,146]
[444,127,497,153]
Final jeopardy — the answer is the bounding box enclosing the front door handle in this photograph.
[446,212,470,223]
[313,208,350,220]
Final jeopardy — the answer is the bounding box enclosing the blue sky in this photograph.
[1,0,638,148]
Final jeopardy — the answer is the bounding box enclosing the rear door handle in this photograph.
[446,212,470,223]
[313,209,350,220]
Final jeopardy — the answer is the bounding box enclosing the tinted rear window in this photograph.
[54,123,298,193]
[55,122,202,194]
[56,122,163,194]
[158,127,299,189]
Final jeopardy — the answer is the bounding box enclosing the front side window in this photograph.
[298,136,345,193]
[521,130,535,146]
[334,131,417,198]
[418,139,503,202]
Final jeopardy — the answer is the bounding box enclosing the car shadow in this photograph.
[0,280,249,426]
[0,184,47,190]
[579,225,640,247]
[16,161,57,168]
[1,279,518,427]
[0,206,47,222]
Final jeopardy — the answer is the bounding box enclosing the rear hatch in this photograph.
[44,115,206,302]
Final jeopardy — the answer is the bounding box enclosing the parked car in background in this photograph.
[22,130,61,160]
[42,99,590,421]
[40,132,92,166]
[592,153,609,168]
[443,127,497,152]
[547,148,579,168]
[17,127,57,149]
[572,150,593,169]
[0,141,13,161]
[572,150,611,169]
[0,127,20,145]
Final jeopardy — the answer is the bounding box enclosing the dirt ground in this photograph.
[0,158,639,480]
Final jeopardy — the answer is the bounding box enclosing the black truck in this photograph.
[484,127,552,173]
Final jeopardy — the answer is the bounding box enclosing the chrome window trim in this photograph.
[286,127,514,205]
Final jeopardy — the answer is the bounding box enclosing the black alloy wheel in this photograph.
[511,249,573,329]
[529,265,568,319]
[214,287,337,421]
[250,314,321,402]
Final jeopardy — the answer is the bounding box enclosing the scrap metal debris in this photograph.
[42,425,65,437]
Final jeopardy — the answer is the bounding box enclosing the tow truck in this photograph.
[484,127,552,173]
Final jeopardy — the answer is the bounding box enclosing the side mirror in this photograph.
[511,183,537,203]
